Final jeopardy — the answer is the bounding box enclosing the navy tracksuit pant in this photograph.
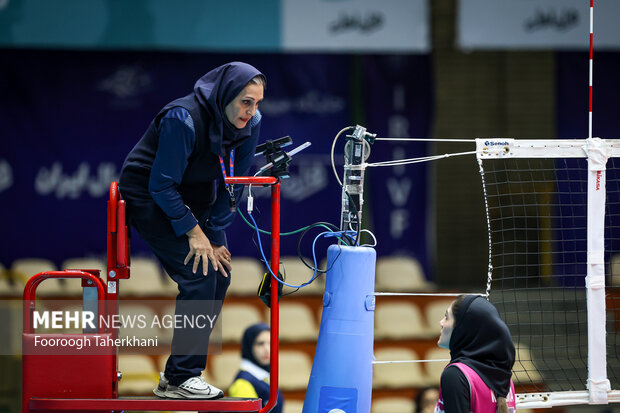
[142,229,231,387]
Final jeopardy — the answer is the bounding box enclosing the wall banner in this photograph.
[458,0,620,50]
[281,0,430,53]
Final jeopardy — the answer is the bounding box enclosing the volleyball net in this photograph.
[477,138,620,407]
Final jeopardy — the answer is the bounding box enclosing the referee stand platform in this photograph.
[21,179,281,413]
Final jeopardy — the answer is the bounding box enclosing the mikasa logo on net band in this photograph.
[596,170,602,191]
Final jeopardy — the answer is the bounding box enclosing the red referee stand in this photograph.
[21,179,281,413]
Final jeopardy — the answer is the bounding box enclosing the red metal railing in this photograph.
[23,270,107,334]
[225,176,280,413]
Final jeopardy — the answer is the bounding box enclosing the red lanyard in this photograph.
[218,150,235,180]
[219,150,236,212]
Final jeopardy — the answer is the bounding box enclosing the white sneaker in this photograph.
[164,376,224,399]
[153,372,168,398]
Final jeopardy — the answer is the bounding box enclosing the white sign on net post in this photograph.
[458,0,620,51]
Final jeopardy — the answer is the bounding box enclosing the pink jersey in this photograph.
[434,362,516,413]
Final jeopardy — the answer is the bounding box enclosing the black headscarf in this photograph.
[241,323,270,370]
[193,62,264,156]
[449,295,515,397]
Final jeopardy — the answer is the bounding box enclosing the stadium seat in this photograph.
[319,258,328,273]
[118,355,158,395]
[220,303,264,343]
[375,256,435,292]
[11,258,56,282]
[282,399,304,413]
[280,256,325,296]
[373,347,430,388]
[610,253,620,286]
[513,343,543,383]
[210,350,241,390]
[424,299,455,338]
[372,397,415,413]
[276,302,318,342]
[0,262,6,286]
[12,258,60,296]
[0,276,16,297]
[157,354,167,373]
[227,257,264,296]
[60,257,106,296]
[154,301,225,350]
[0,300,21,354]
[424,348,451,384]
[155,302,176,343]
[61,257,105,272]
[202,369,218,391]
[0,262,21,296]
[279,350,312,390]
[118,302,158,340]
[374,302,430,339]
[123,256,175,296]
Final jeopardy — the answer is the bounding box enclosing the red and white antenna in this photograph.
[588,0,594,139]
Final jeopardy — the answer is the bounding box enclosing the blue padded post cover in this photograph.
[302,245,376,413]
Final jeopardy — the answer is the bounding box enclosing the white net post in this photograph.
[585,138,611,404]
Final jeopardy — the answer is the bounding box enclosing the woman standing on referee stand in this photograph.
[435,295,517,413]
[119,62,266,399]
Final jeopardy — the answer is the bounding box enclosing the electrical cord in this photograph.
[296,222,345,274]
[344,190,361,246]
[331,126,355,187]
[242,195,348,277]
[248,211,355,289]
[238,206,335,236]
[247,211,351,275]
[359,229,377,247]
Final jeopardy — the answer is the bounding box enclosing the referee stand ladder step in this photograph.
[28,397,263,412]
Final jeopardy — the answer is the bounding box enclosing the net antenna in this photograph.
[476,138,620,408]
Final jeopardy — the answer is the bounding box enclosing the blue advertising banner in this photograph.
[362,55,433,278]
[0,49,432,279]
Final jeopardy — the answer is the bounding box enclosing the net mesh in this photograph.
[479,156,620,393]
